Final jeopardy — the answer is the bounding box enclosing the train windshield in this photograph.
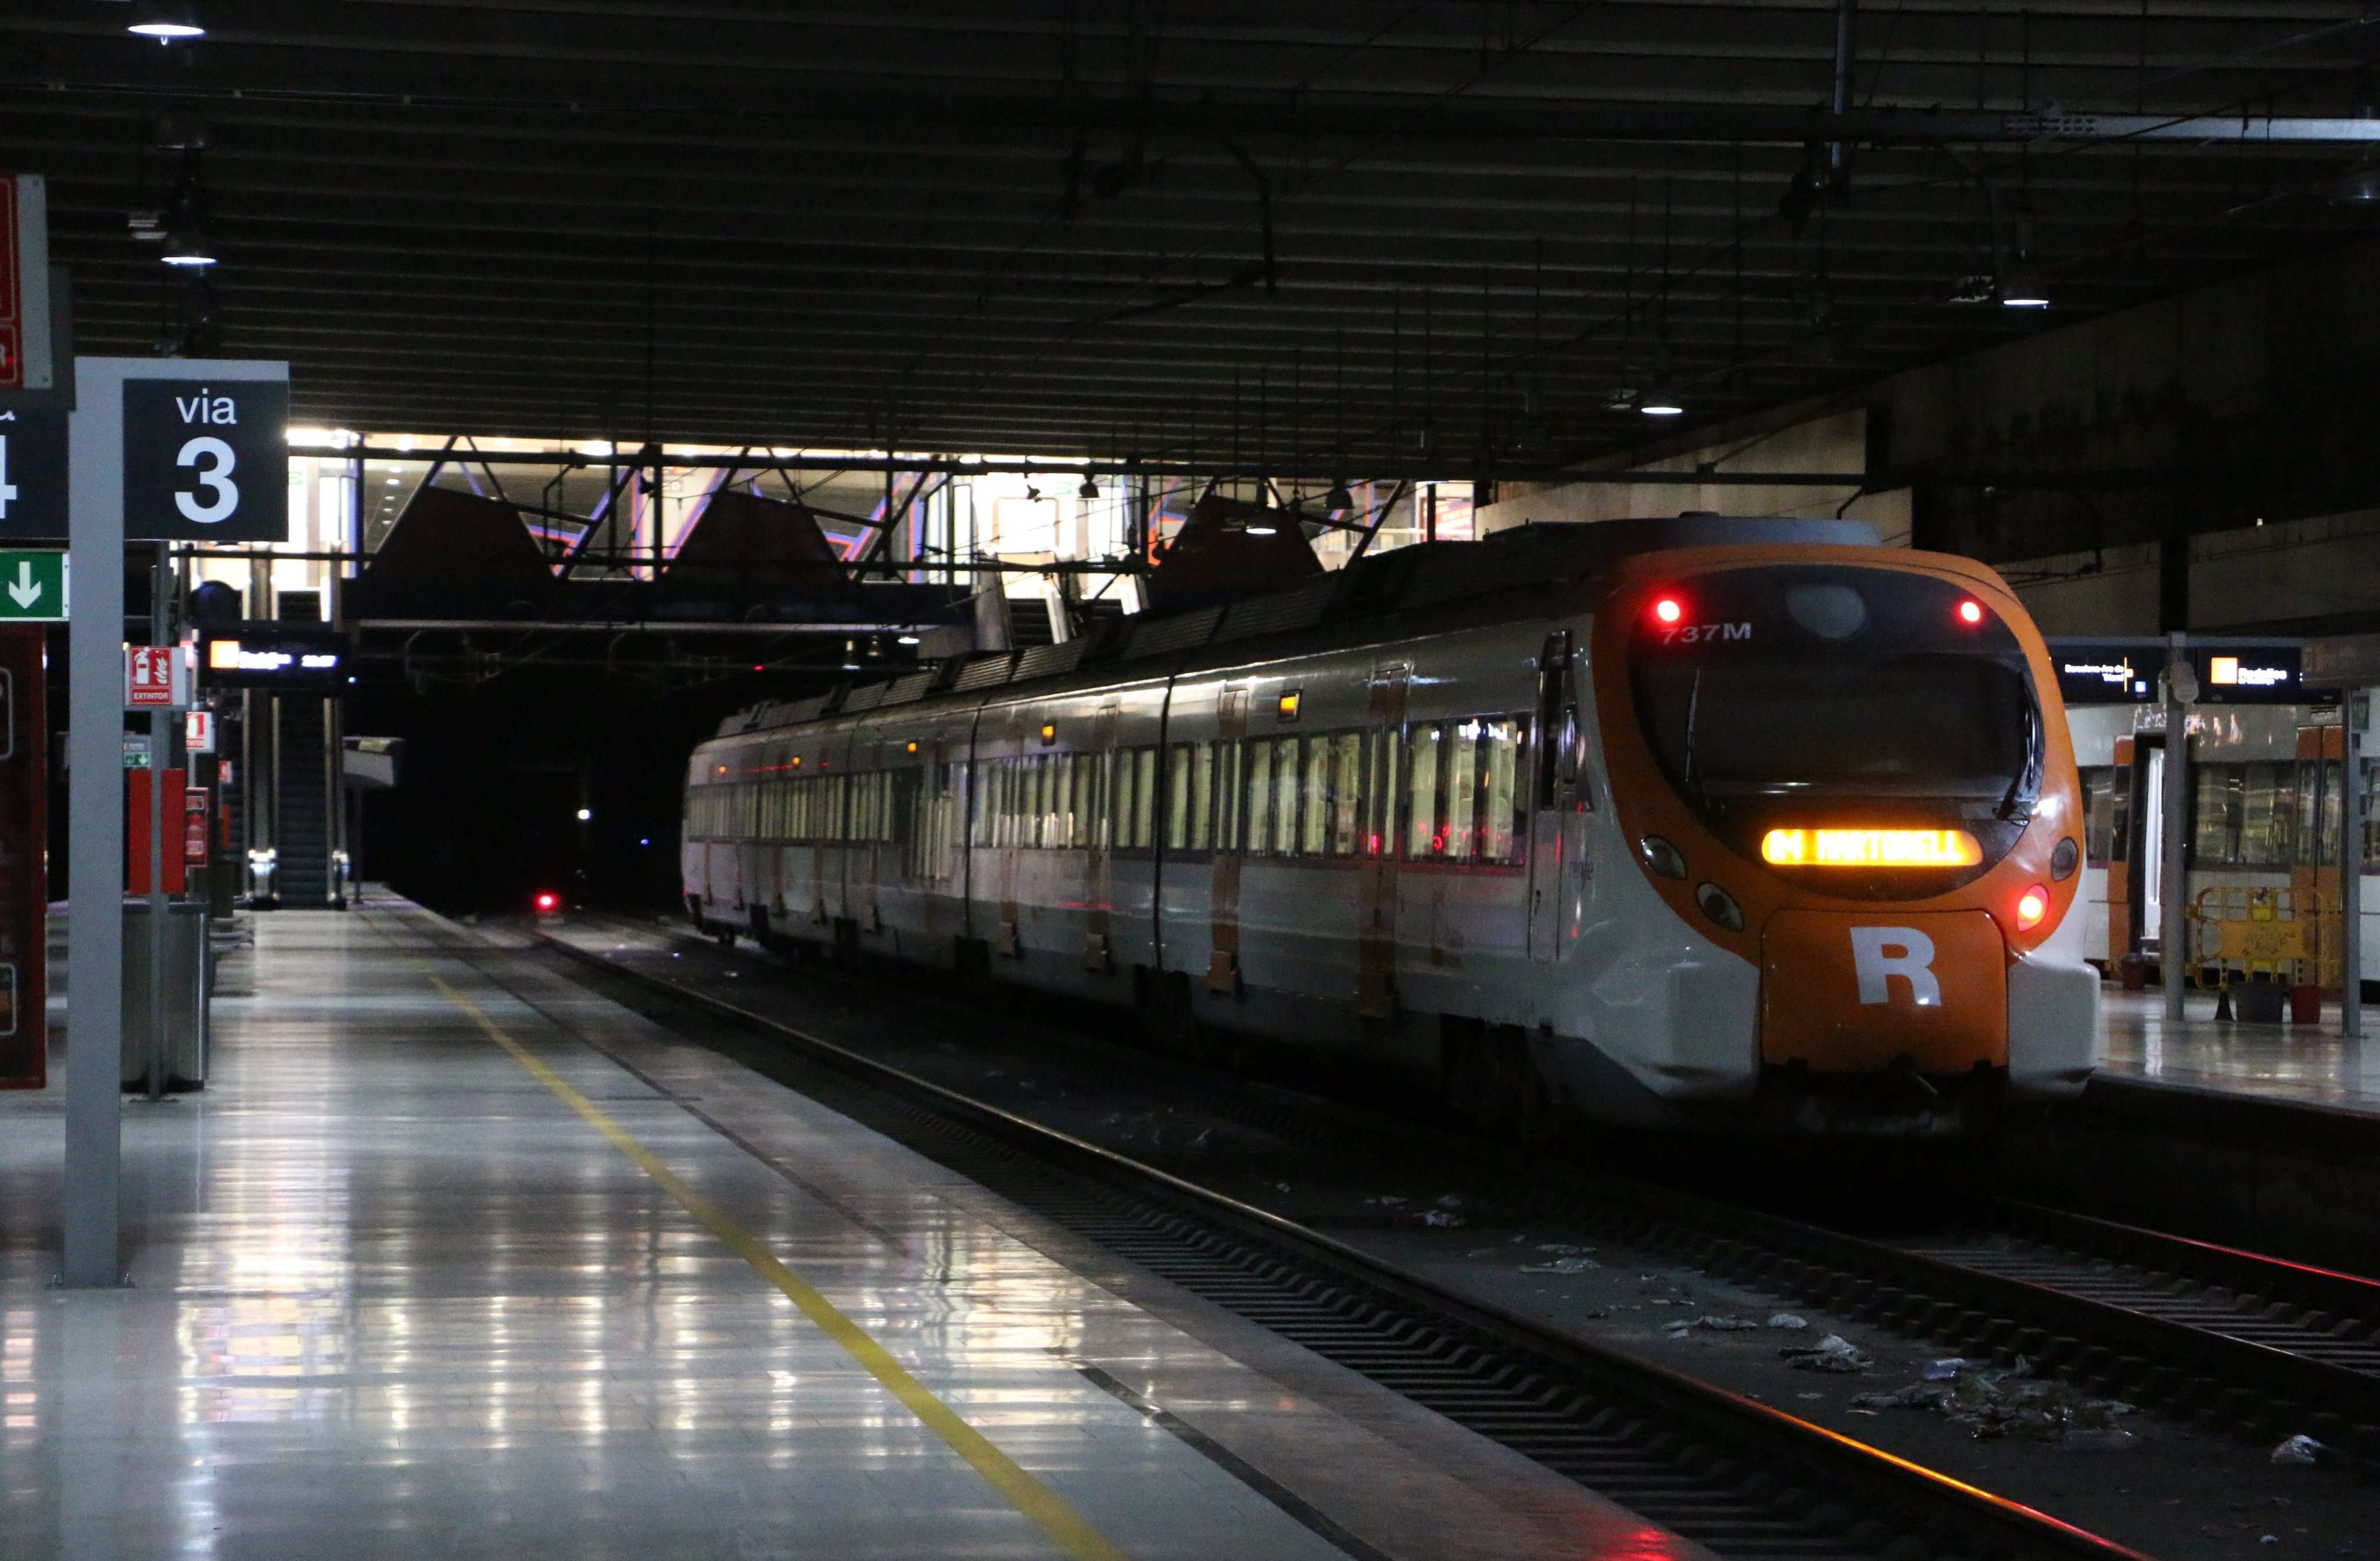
[1629,564,2041,890]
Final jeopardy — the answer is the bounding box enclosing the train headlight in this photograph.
[2015,885,2049,930]
[1694,881,1743,932]
[1637,835,1688,880]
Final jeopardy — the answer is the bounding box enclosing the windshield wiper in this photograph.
[1995,701,2044,821]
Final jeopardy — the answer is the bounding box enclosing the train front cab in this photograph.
[1590,545,2102,1132]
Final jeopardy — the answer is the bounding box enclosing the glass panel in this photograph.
[1166,745,1192,850]
[1407,724,1443,858]
[1328,732,1362,856]
[1299,739,1327,855]
[1213,740,1239,853]
[1445,720,1481,860]
[1481,718,1520,862]
[2241,761,2297,868]
[1133,749,1157,848]
[1243,740,1273,855]
[1192,742,1216,851]
[2079,766,2113,862]
[2192,765,2239,865]
[1275,736,1304,855]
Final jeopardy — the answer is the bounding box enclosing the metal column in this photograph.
[144,549,167,1100]
[62,363,126,1288]
[2346,714,2365,1041]
[2160,634,2194,1024]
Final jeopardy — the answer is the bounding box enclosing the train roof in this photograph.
[712,513,1879,739]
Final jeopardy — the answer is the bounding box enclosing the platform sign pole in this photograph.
[144,551,168,1101]
[2160,635,2195,1025]
[62,358,288,1288]
[2345,720,2364,1042]
[61,365,127,1288]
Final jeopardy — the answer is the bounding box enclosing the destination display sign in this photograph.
[2049,639,2307,706]
[200,627,346,688]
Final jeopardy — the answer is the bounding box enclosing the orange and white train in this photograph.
[683,515,2102,1135]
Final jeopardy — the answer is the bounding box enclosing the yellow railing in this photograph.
[2184,886,2339,990]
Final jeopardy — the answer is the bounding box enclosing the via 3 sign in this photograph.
[122,379,290,542]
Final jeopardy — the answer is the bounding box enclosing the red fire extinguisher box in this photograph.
[126,768,188,896]
[0,626,45,1089]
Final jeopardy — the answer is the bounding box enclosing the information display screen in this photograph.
[2049,640,2306,705]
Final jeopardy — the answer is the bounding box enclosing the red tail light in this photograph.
[2015,885,2048,930]
[534,892,559,913]
[1956,599,1985,625]
[1653,596,1684,624]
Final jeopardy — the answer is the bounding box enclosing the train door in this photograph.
[1527,631,1589,963]
[2127,735,2162,956]
[1208,685,1248,994]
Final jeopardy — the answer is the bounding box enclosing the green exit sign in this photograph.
[0,550,65,621]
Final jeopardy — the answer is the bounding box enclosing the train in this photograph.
[682,514,2102,1136]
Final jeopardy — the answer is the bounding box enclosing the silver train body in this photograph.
[682,518,2102,1134]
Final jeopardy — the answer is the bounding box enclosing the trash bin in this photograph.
[2289,983,2325,1025]
[120,899,209,1091]
[2235,975,2286,1024]
[2117,953,2152,991]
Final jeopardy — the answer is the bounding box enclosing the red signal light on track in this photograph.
[535,892,559,914]
[1956,599,1985,625]
[2015,885,2048,930]
[1653,597,1683,625]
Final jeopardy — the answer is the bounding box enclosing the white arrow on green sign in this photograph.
[0,550,66,620]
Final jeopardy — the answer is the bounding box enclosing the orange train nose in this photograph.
[1761,910,2009,1073]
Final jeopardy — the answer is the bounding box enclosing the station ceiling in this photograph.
[6,3,2379,477]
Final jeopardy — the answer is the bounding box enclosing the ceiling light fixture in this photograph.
[1999,270,2052,309]
[1639,388,1686,417]
[159,227,215,267]
[1324,478,1353,512]
[1077,475,1098,499]
[128,0,205,40]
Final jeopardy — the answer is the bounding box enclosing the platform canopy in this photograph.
[7,5,2379,470]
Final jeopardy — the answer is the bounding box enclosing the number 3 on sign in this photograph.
[175,436,238,524]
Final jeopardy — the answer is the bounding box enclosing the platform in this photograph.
[2094,987,2380,1117]
[0,897,1686,1561]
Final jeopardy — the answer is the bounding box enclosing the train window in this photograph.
[1407,725,1444,857]
[1166,746,1193,851]
[1480,719,1521,862]
[2079,767,2115,863]
[1242,740,1274,855]
[1366,728,1400,857]
[1445,722,1481,859]
[1214,744,1235,850]
[1192,742,1216,851]
[1277,736,1306,855]
[1326,732,1362,856]
[1132,749,1157,849]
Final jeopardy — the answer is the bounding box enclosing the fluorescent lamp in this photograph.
[128,0,204,38]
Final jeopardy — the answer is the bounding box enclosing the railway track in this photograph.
[1912,1204,2380,1383]
[547,917,2380,1478]
[511,921,2142,1561]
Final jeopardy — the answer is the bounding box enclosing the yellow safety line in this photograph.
[420,966,1133,1561]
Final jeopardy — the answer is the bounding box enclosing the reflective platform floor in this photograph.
[2097,987,2380,1116]
[0,898,1684,1561]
